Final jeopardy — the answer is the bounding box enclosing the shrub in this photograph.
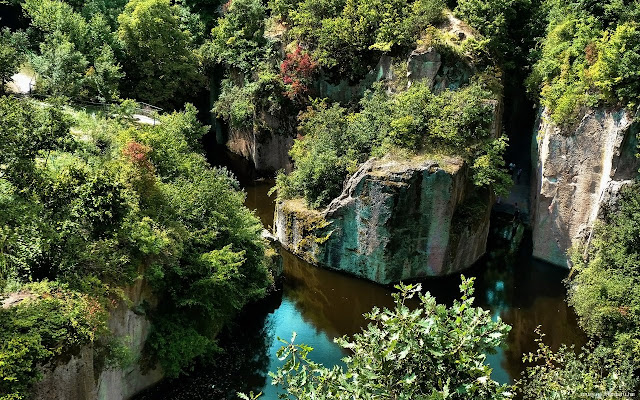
[263,277,512,399]
[280,46,318,98]
[0,281,109,400]
[529,2,640,123]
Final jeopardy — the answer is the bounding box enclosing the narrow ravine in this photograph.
[137,179,587,399]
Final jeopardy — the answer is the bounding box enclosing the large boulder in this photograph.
[530,107,639,267]
[274,157,492,284]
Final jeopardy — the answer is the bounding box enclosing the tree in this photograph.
[591,22,640,107]
[517,330,637,399]
[260,277,512,399]
[23,0,89,51]
[454,0,541,70]
[204,0,269,72]
[568,184,640,359]
[0,97,71,186]
[23,0,125,100]
[118,0,201,106]
[85,45,124,102]
[275,80,506,209]
[31,32,89,99]
[518,184,640,397]
[0,29,27,95]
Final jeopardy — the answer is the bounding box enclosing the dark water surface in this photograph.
[138,180,586,399]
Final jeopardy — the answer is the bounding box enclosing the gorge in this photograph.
[1,0,639,398]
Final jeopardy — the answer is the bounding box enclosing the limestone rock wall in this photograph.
[223,13,476,176]
[531,107,639,266]
[226,126,294,175]
[274,157,492,284]
[31,278,162,400]
[95,278,162,400]
[30,347,96,400]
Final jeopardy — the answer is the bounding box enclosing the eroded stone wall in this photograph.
[530,108,638,266]
[274,157,492,284]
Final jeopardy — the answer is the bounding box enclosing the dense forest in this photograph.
[0,0,639,399]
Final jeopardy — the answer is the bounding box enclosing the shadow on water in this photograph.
[137,180,586,399]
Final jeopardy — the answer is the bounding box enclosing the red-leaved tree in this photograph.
[280,46,318,98]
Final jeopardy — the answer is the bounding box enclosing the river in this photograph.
[137,179,587,400]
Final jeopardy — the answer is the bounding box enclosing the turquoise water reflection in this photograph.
[258,297,347,399]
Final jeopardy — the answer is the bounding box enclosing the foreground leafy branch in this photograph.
[242,276,512,400]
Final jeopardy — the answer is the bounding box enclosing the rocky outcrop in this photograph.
[223,13,477,176]
[226,126,294,175]
[531,107,639,267]
[31,278,162,400]
[274,157,492,284]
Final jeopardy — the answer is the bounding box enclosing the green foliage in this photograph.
[212,65,296,153]
[276,80,508,208]
[0,97,71,187]
[527,12,601,124]
[117,0,202,106]
[0,96,273,395]
[215,81,256,130]
[517,329,638,399]
[591,22,640,107]
[85,44,125,102]
[23,0,91,51]
[454,0,532,61]
[518,184,640,397]
[23,0,124,101]
[568,184,640,358]
[32,32,90,99]
[529,1,640,123]
[471,137,512,197]
[283,101,354,208]
[0,29,27,95]
[260,277,512,399]
[214,68,290,131]
[203,0,270,72]
[144,167,271,376]
[282,0,446,78]
[0,281,108,400]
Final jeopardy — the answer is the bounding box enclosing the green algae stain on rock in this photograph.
[274,157,493,284]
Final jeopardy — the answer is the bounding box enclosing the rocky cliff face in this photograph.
[223,13,476,176]
[31,278,162,400]
[226,126,294,175]
[274,157,492,284]
[531,107,639,267]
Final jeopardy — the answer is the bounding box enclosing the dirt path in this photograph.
[2,292,35,309]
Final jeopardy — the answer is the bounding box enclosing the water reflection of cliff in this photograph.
[473,230,588,382]
[244,181,276,230]
[282,249,398,339]
[500,296,586,380]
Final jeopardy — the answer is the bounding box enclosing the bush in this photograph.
[263,277,512,399]
[518,184,640,397]
[529,2,640,123]
[568,184,640,356]
[0,97,274,394]
[205,0,269,72]
[282,0,445,78]
[0,281,108,400]
[591,22,640,107]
